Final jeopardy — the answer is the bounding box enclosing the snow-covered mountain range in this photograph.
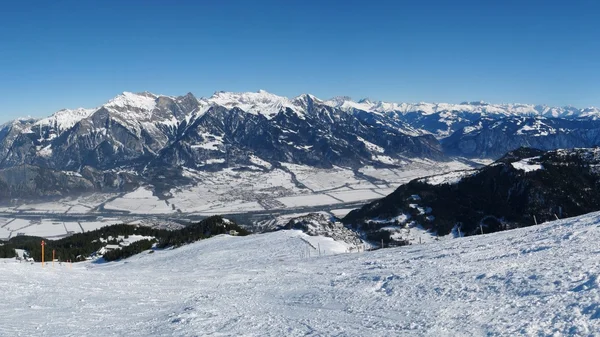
[326,97,600,118]
[443,116,600,157]
[1,90,600,198]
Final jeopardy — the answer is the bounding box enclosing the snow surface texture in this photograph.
[34,108,96,132]
[209,90,303,119]
[0,213,181,241]
[511,157,544,172]
[2,212,600,336]
[104,187,175,214]
[0,217,124,240]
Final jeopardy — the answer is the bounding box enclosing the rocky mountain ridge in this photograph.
[1,90,600,199]
[443,116,600,158]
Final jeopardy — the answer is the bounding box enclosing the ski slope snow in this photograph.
[1,212,600,336]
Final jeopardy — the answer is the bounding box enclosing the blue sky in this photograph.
[1,0,599,122]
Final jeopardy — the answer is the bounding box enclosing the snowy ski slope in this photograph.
[1,212,600,336]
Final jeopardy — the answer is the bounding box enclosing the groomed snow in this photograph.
[2,212,600,335]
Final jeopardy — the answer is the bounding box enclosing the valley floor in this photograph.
[1,211,599,336]
[0,160,477,240]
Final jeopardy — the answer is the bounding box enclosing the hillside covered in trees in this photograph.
[344,147,600,242]
[0,216,249,262]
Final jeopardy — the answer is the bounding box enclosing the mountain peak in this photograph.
[34,107,96,131]
[1,116,37,130]
[208,90,297,118]
[105,91,159,111]
[137,91,159,99]
[293,93,320,101]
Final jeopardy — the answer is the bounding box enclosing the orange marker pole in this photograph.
[52,250,55,268]
[41,240,45,268]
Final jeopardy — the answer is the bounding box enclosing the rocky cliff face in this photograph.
[0,91,446,199]
[1,90,600,200]
[154,97,443,171]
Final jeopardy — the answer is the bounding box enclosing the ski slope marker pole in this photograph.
[41,240,45,268]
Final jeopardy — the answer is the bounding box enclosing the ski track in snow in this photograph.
[2,213,600,336]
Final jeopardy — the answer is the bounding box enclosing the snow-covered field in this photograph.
[170,167,302,214]
[1,212,600,336]
[327,189,386,202]
[0,217,151,240]
[281,163,365,191]
[104,187,175,214]
[276,194,339,208]
[0,160,478,218]
[359,160,473,186]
